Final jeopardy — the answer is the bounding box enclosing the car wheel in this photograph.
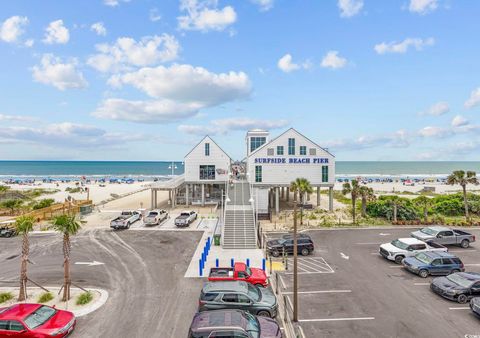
[461,239,470,248]
[457,294,468,304]
[257,310,271,317]
[272,250,280,257]
[419,269,429,278]
[127,222,130,229]
[394,255,405,264]
[301,248,309,256]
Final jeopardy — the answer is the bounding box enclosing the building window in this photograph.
[205,143,210,156]
[267,148,274,156]
[255,165,262,183]
[250,137,266,152]
[322,166,328,182]
[288,138,295,155]
[309,148,316,156]
[300,146,307,155]
[200,165,215,180]
[277,146,284,155]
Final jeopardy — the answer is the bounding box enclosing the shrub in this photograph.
[366,196,419,221]
[65,187,82,193]
[37,292,54,303]
[0,292,13,303]
[32,199,55,210]
[76,291,93,305]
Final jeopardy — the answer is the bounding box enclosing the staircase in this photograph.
[223,181,257,249]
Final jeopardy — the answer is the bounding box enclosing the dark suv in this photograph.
[199,281,278,318]
[266,234,314,257]
[189,309,282,338]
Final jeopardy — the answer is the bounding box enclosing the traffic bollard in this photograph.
[216,258,219,267]
[231,258,234,267]
[246,258,250,267]
[262,258,266,271]
[199,259,202,276]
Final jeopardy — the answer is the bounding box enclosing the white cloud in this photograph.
[32,54,88,91]
[250,0,274,11]
[418,101,449,116]
[149,8,162,22]
[464,87,480,109]
[178,0,237,32]
[87,34,179,73]
[43,20,69,44]
[92,98,203,123]
[324,129,411,151]
[24,39,34,47]
[374,37,435,54]
[179,117,288,135]
[277,54,311,73]
[418,126,451,138]
[91,22,107,36]
[338,0,363,18]
[451,115,469,127]
[0,16,29,43]
[104,0,130,7]
[0,114,35,122]
[108,64,251,106]
[320,51,347,69]
[0,122,138,148]
[408,0,438,14]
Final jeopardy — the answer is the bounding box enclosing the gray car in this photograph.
[411,226,475,248]
[199,281,278,318]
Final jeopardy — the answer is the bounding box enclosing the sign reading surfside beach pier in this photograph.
[253,158,329,164]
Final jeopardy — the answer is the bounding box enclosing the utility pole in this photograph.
[293,189,298,322]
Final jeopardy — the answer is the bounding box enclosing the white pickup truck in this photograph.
[174,211,197,227]
[379,238,448,264]
[143,209,168,226]
[110,210,141,230]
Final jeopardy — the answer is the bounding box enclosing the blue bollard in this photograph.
[199,259,203,276]
[262,258,266,271]
[216,258,219,267]
[231,258,234,267]
[246,258,250,267]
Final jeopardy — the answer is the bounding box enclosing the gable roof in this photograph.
[248,128,335,158]
[184,135,232,160]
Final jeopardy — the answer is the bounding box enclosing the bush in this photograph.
[366,196,419,221]
[431,193,480,216]
[76,291,93,305]
[37,292,54,303]
[65,187,82,193]
[0,292,13,303]
[32,198,55,210]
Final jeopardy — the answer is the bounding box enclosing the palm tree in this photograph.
[447,170,479,221]
[15,215,35,301]
[1,199,24,215]
[388,196,401,223]
[50,214,81,301]
[290,178,313,225]
[359,186,375,218]
[342,180,361,224]
[414,195,432,223]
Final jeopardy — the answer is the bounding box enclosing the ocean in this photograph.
[0,161,479,181]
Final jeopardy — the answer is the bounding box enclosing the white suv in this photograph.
[379,238,447,264]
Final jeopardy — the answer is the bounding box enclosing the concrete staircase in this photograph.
[223,182,257,249]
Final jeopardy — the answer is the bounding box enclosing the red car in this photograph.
[208,262,268,287]
[0,303,75,337]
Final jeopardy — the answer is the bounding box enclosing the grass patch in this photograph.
[37,292,54,304]
[76,291,93,305]
[65,187,82,193]
[0,292,13,303]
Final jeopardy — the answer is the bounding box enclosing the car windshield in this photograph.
[276,239,286,245]
[121,212,132,216]
[446,274,475,288]
[24,306,56,329]
[181,213,190,216]
[147,212,158,216]
[247,284,261,302]
[420,228,437,236]
[391,239,409,250]
[243,311,260,338]
[415,253,433,264]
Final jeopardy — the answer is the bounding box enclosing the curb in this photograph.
[73,288,109,317]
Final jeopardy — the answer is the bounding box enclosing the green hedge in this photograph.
[366,196,419,220]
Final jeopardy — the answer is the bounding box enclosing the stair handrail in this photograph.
[222,178,230,247]
[249,181,257,247]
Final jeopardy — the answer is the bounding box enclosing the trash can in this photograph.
[214,234,221,246]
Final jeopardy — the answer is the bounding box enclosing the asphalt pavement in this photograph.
[0,229,204,338]
[268,227,480,338]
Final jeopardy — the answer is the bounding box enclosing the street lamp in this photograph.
[168,162,178,176]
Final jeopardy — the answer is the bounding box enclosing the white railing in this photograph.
[249,181,257,247]
[221,178,230,247]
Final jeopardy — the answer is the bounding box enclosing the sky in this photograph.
[0,0,479,161]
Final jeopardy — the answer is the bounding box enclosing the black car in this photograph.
[266,234,314,257]
[0,227,15,238]
[470,297,480,317]
[430,272,480,303]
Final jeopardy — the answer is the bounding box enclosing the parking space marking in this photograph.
[355,242,382,245]
[449,307,470,310]
[414,283,430,286]
[389,265,403,268]
[298,317,375,323]
[449,249,477,253]
[284,257,334,275]
[283,290,351,295]
[464,264,480,267]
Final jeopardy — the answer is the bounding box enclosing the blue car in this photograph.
[402,251,464,278]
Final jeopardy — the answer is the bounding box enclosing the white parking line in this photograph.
[355,242,382,245]
[283,290,352,295]
[464,264,480,267]
[389,265,403,268]
[299,317,375,322]
[449,307,470,310]
[449,249,477,253]
[370,252,379,255]
[296,260,323,273]
[414,283,430,286]
[297,259,332,272]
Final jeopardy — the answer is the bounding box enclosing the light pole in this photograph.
[293,187,298,322]
[168,162,178,176]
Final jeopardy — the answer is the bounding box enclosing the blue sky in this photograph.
[0,0,479,161]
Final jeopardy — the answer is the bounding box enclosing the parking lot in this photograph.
[268,228,480,338]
